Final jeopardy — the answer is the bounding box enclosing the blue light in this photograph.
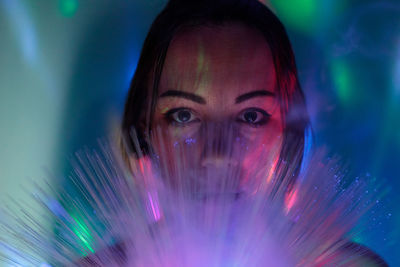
[2,0,37,65]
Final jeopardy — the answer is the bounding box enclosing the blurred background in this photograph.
[0,0,398,265]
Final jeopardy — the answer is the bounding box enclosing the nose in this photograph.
[201,156,238,169]
[199,121,240,169]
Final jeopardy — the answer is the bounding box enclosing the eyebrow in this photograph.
[159,89,275,104]
[159,90,206,104]
[235,90,275,104]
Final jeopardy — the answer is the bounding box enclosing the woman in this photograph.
[122,0,309,198]
[115,0,387,265]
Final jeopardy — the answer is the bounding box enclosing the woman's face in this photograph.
[150,23,284,194]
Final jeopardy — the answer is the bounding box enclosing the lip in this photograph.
[183,166,242,194]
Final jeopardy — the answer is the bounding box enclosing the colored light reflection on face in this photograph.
[150,23,284,194]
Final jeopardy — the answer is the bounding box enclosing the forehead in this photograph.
[159,23,276,96]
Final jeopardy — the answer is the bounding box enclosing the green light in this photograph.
[196,45,205,75]
[269,0,318,33]
[351,235,363,244]
[331,59,354,106]
[71,215,95,255]
[59,0,79,17]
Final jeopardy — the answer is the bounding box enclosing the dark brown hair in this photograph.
[121,0,310,192]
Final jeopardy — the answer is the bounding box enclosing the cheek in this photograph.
[240,115,283,153]
[239,116,284,190]
[151,122,202,155]
[150,117,204,179]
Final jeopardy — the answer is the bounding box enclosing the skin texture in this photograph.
[149,23,284,193]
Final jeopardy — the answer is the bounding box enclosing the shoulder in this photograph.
[336,242,388,267]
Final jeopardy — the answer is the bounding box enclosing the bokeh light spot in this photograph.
[269,0,318,33]
[331,59,354,106]
[59,0,79,17]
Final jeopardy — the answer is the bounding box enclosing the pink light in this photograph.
[285,187,298,213]
[147,192,161,221]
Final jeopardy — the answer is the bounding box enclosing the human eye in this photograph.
[164,107,200,126]
[237,108,271,127]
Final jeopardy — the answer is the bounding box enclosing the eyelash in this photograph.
[164,107,200,126]
[236,107,271,127]
[164,107,271,127]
